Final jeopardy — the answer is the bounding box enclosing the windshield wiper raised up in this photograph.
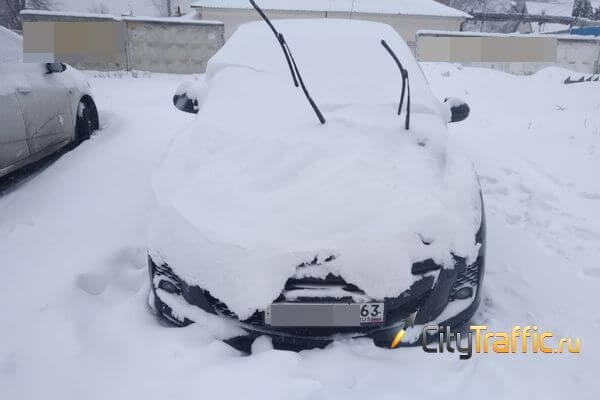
[249,0,326,124]
[380,39,411,130]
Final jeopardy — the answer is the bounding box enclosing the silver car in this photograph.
[0,28,99,178]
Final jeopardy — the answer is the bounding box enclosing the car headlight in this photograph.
[148,255,216,315]
[158,279,180,294]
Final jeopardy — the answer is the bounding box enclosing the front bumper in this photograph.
[148,239,485,352]
[151,285,482,353]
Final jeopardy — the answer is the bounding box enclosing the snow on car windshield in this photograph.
[207,19,440,114]
[149,20,482,319]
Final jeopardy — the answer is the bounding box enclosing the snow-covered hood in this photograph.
[149,20,482,319]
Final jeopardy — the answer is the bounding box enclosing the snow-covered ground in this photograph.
[0,64,598,398]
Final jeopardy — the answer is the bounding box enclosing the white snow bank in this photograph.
[149,20,482,319]
[0,26,22,63]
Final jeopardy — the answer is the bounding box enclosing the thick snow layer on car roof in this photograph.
[192,0,471,18]
[208,20,441,114]
[149,20,482,319]
[0,26,22,64]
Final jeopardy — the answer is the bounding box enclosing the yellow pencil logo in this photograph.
[391,329,407,349]
[390,313,416,349]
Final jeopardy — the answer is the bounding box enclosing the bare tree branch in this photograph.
[150,0,173,17]
[1,0,55,29]
[87,2,110,14]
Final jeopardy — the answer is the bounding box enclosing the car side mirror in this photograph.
[172,80,206,114]
[46,63,67,74]
[173,92,199,114]
[444,97,470,123]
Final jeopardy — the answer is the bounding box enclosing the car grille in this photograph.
[211,274,431,333]
[281,274,367,302]
[206,274,373,328]
[211,296,239,319]
[152,258,433,332]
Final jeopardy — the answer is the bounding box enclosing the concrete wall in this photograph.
[124,18,224,73]
[416,31,600,74]
[21,11,224,74]
[196,7,464,50]
[557,38,600,74]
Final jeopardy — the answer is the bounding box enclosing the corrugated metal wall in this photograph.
[125,18,223,74]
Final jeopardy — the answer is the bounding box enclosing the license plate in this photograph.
[265,303,385,327]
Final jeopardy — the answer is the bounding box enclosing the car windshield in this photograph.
[249,0,326,124]
[206,19,441,116]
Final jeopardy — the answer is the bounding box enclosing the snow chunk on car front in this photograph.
[148,19,482,320]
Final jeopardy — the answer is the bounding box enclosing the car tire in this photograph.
[75,101,95,144]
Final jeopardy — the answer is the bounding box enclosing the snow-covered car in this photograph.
[0,26,99,178]
[148,13,485,352]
